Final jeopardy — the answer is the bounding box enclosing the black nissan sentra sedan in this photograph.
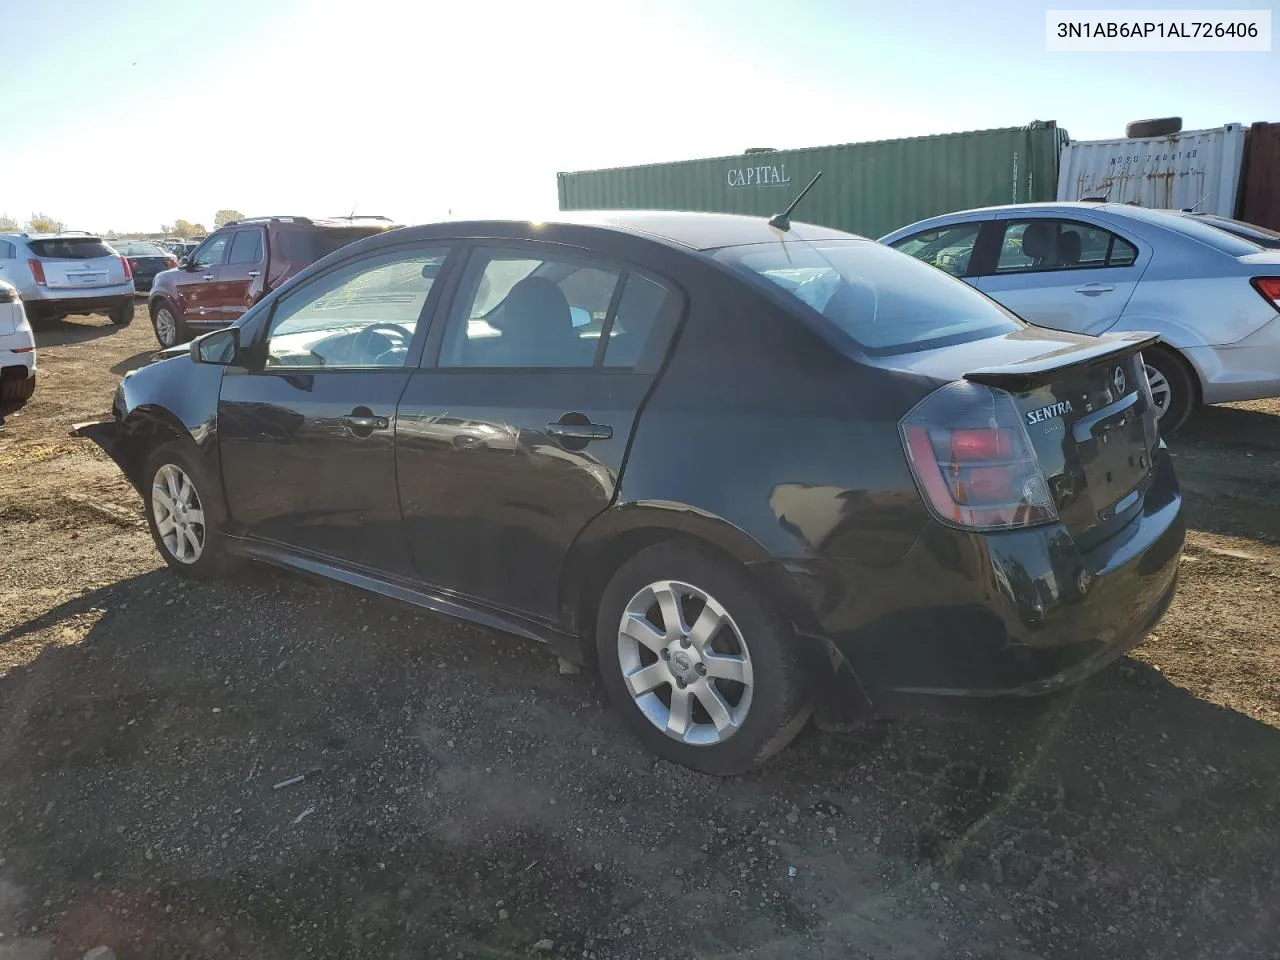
[109,240,179,292]
[74,211,1185,774]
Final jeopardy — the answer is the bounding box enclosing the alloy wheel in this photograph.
[1145,363,1171,420]
[616,580,754,746]
[155,308,177,347]
[152,463,205,564]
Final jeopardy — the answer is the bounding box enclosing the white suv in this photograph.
[0,280,36,403]
[0,232,135,325]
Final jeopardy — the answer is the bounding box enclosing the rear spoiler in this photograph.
[963,331,1160,391]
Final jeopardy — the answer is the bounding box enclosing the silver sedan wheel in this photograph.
[1145,363,1172,419]
[154,307,177,347]
[152,463,205,564]
[617,579,754,746]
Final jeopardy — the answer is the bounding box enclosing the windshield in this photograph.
[716,239,1022,354]
[27,237,114,259]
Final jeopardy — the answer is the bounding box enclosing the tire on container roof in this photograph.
[1126,117,1182,138]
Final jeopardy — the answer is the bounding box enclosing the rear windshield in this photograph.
[715,239,1022,355]
[113,241,169,257]
[1192,214,1280,245]
[1115,205,1263,256]
[28,238,115,259]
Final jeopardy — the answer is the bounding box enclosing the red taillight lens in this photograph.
[1251,276,1280,310]
[949,427,1015,462]
[28,259,46,285]
[120,256,133,280]
[165,257,178,269]
[901,381,1058,531]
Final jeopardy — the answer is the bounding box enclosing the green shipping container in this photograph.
[557,122,1068,240]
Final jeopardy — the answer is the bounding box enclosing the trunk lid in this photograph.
[28,237,130,290]
[883,327,1161,545]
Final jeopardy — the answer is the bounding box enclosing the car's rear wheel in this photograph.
[1143,346,1196,434]
[151,302,186,348]
[595,541,811,775]
[110,300,134,327]
[143,440,231,580]
[0,374,35,403]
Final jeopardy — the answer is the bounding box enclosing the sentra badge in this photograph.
[1026,400,1074,425]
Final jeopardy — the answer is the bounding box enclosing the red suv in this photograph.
[146,216,397,348]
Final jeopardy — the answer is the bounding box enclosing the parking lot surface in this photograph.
[2,308,1278,959]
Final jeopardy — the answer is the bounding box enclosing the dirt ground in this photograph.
[1,306,1278,960]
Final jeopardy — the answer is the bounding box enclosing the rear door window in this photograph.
[437,248,678,370]
[27,238,115,259]
[228,229,264,265]
[888,222,983,277]
[994,219,1137,274]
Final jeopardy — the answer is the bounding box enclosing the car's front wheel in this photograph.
[150,302,187,349]
[143,440,231,579]
[596,541,811,775]
[1143,346,1196,434]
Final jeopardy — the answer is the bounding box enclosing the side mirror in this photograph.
[191,327,240,365]
[179,256,192,270]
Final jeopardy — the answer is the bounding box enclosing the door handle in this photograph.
[341,414,390,432]
[201,274,215,281]
[248,271,260,278]
[547,421,612,441]
[1074,283,1114,295]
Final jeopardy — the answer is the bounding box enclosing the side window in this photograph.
[227,229,264,265]
[996,219,1139,273]
[265,246,448,369]
[441,250,621,368]
[601,273,676,368]
[0,240,14,259]
[191,234,230,270]
[890,223,982,277]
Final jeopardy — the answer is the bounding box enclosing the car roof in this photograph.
[411,211,863,252]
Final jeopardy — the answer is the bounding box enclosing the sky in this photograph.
[2,0,1276,233]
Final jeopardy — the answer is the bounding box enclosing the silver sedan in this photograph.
[879,202,1280,431]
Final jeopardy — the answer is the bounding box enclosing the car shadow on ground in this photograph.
[110,349,163,376]
[2,569,1277,959]
[1179,403,1280,452]
[29,316,121,348]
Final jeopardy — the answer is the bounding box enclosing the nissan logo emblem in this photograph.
[1113,365,1126,395]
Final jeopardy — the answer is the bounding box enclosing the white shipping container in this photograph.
[1056,124,1246,218]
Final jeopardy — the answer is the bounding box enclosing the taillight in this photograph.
[28,259,46,286]
[120,256,133,280]
[900,381,1058,531]
[165,257,178,269]
[1251,276,1280,311]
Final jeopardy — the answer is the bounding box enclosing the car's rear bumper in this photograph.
[1191,316,1280,404]
[766,445,1185,709]
[25,290,134,317]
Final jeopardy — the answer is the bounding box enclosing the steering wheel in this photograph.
[351,323,412,364]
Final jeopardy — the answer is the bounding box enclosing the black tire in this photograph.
[142,440,233,580]
[110,300,134,326]
[1143,346,1197,435]
[595,541,811,775]
[150,300,188,349]
[0,375,35,403]
[1126,117,1181,138]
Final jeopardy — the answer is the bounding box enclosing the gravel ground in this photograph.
[1,307,1278,960]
